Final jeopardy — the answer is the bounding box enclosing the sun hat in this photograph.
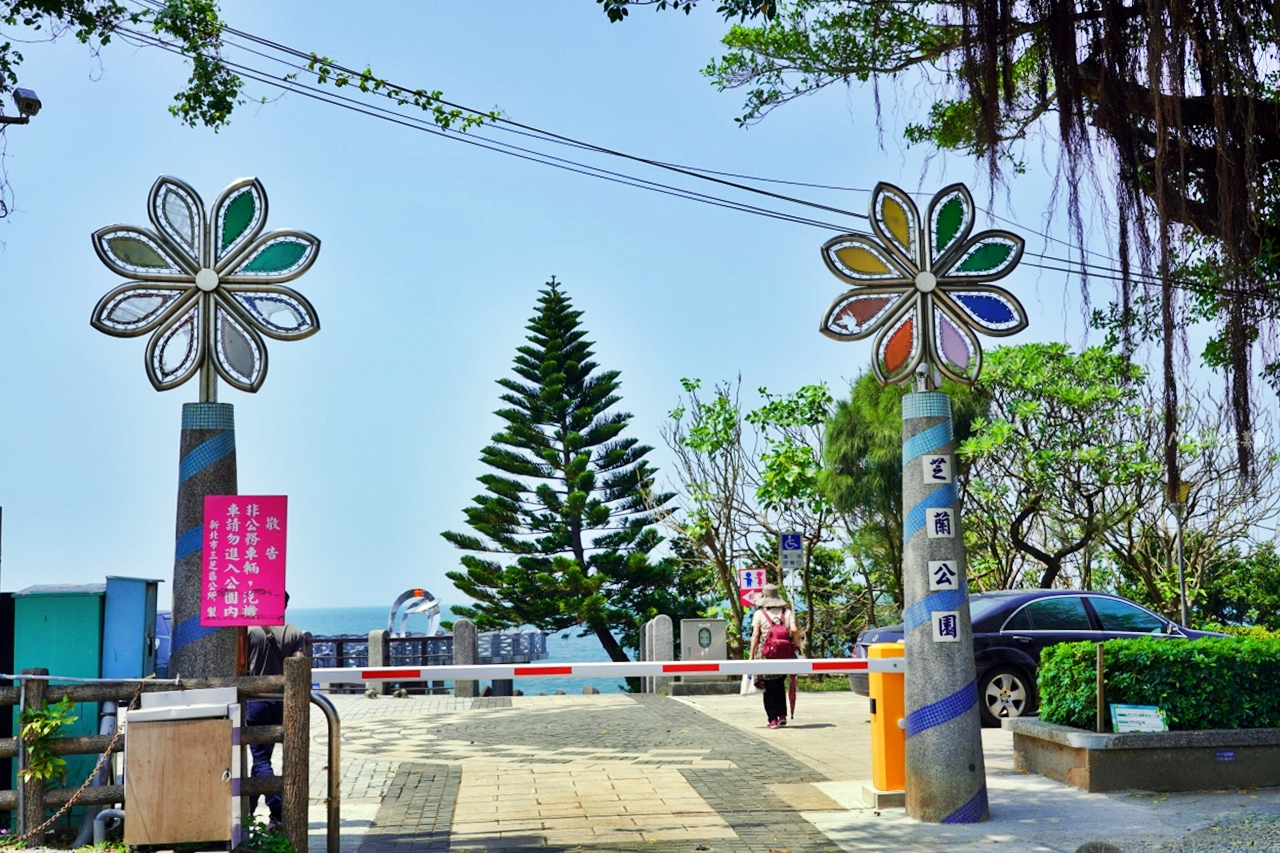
[755,582,786,608]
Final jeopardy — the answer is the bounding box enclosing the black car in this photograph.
[850,589,1223,727]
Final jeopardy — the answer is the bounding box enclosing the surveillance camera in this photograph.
[12,88,40,118]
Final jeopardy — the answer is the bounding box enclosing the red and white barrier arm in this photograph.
[310,657,903,684]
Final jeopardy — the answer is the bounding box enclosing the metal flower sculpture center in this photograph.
[820,182,1027,386]
[90,176,320,400]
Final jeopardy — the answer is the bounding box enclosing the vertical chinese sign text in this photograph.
[200,495,288,626]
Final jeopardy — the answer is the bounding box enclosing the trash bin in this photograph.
[122,687,242,846]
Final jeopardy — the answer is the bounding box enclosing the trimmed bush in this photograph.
[1038,637,1280,731]
[1198,623,1280,640]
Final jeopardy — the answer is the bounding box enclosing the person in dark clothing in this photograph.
[749,583,798,728]
[245,608,307,824]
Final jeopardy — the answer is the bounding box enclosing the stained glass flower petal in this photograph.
[821,289,911,341]
[212,178,268,269]
[940,287,1029,336]
[93,226,195,281]
[222,286,320,340]
[930,302,984,385]
[822,234,914,285]
[212,299,267,392]
[927,184,975,268]
[145,299,204,391]
[148,176,206,267]
[937,232,1025,282]
[91,282,194,337]
[871,299,923,385]
[870,183,922,267]
[222,231,320,284]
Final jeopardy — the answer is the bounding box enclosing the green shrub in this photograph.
[1197,622,1280,640]
[1038,637,1280,731]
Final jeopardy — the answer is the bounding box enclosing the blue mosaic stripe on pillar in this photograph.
[903,420,954,466]
[172,615,219,652]
[175,525,203,562]
[903,581,970,633]
[182,404,236,431]
[902,391,952,421]
[179,432,236,484]
[941,785,989,824]
[903,482,958,541]
[905,679,978,738]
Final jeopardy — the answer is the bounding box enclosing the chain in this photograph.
[6,682,146,846]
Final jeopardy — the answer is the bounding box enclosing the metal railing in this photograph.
[310,631,547,694]
[0,662,337,853]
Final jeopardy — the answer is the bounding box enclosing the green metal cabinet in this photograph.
[12,584,105,800]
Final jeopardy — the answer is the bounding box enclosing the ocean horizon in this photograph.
[289,605,628,695]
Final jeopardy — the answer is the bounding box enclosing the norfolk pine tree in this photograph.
[443,279,686,663]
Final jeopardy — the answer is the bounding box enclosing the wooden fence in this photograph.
[1,657,314,853]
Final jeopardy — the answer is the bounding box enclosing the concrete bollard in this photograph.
[901,391,987,823]
[169,403,238,679]
[651,615,674,696]
[453,619,478,699]
[368,630,391,696]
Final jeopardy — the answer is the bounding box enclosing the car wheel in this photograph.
[978,665,1034,727]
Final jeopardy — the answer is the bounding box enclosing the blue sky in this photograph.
[0,2,1150,609]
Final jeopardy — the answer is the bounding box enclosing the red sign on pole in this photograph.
[200,495,288,627]
[738,567,768,608]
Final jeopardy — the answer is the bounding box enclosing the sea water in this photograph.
[289,605,627,695]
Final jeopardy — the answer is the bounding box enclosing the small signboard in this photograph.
[929,560,959,591]
[931,610,960,643]
[923,454,953,483]
[1110,704,1167,733]
[780,532,804,570]
[925,508,956,539]
[738,568,767,608]
[200,495,288,627]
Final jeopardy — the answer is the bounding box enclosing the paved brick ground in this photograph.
[300,690,1280,853]
[328,693,848,853]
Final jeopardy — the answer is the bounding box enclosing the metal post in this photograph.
[1173,503,1189,627]
[309,691,341,853]
[1095,644,1105,733]
[901,392,987,823]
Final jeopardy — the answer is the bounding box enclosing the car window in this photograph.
[1019,597,1092,630]
[969,597,1003,623]
[1002,606,1032,631]
[1089,597,1165,633]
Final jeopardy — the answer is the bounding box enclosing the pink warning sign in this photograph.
[200,495,288,626]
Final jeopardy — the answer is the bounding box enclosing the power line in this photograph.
[118,28,858,232]
[120,10,1280,304]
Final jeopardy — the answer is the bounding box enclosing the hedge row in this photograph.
[1038,637,1280,731]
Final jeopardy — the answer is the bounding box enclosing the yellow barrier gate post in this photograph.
[868,642,906,803]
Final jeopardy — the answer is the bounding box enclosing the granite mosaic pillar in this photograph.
[901,391,987,823]
[168,402,238,678]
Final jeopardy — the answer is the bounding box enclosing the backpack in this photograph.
[760,611,795,660]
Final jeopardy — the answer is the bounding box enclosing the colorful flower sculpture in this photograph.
[820,182,1027,385]
[90,176,320,396]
